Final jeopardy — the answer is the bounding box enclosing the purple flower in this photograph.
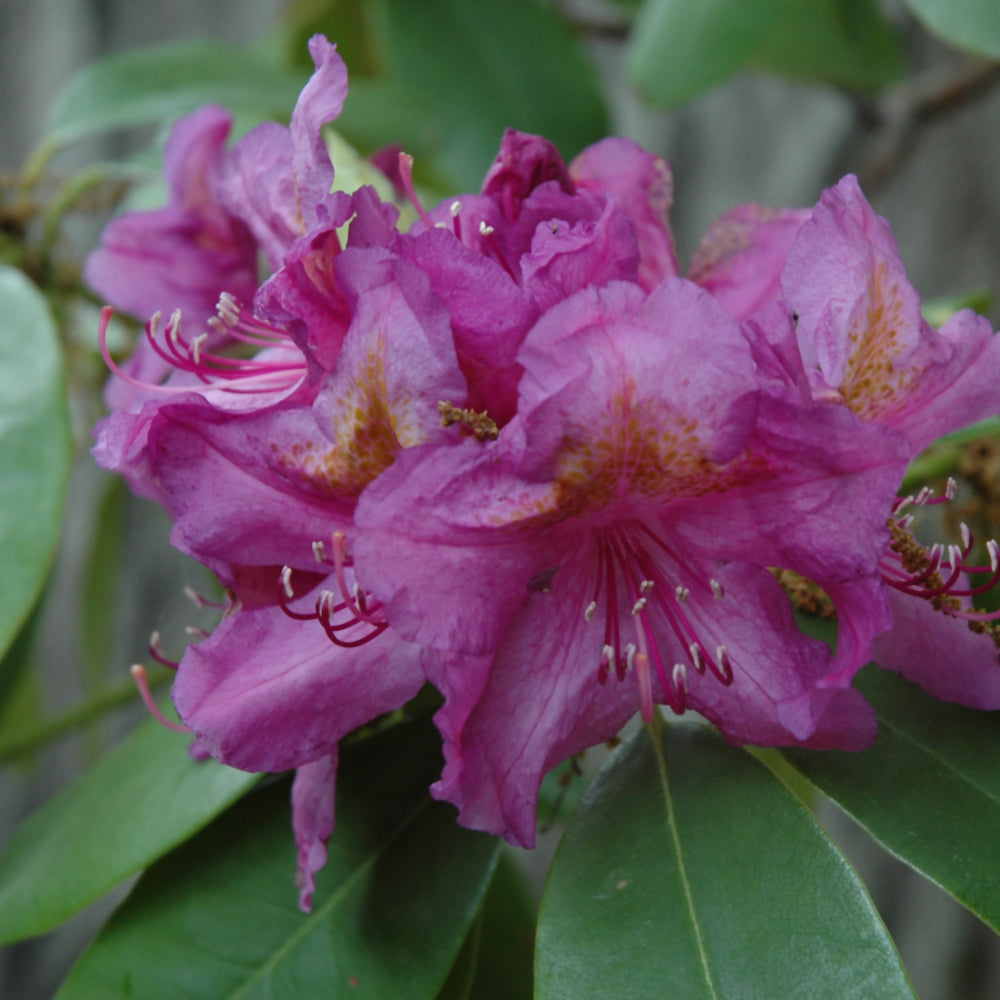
[768,175,1000,708]
[133,245,466,908]
[354,277,905,844]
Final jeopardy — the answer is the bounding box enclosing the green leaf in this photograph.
[627,0,903,107]
[536,720,915,1000]
[328,0,608,189]
[782,666,1000,933]
[56,718,500,999]
[0,267,70,663]
[437,851,535,1000]
[0,716,258,943]
[903,0,1000,59]
[46,39,307,146]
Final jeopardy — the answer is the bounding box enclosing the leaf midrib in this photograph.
[649,724,721,1000]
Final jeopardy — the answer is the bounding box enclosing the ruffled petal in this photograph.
[873,586,1000,708]
[570,137,679,290]
[173,600,424,771]
[689,203,808,321]
[292,752,338,912]
[149,401,355,568]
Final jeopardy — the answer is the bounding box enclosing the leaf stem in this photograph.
[0,666,171,763]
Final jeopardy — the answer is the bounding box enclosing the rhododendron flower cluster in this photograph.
[91,36,1000,908]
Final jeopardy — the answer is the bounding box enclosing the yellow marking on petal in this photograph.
[276,339,423,497]
[840,261,918,421]
[551,379,763,519]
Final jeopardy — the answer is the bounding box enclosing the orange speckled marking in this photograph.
[538,379,764,523]
[277,340,420,497]
[840,261,918,421]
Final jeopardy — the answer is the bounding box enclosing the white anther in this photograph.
[217,292,240,325]
[450,201,461,217]
[186,625,210,639]
[584,600,597,622]
[898,514,915,530]
[150,630,164,653]
[207,316,226,337]
[184,586,205,609]
[640,579,655,593]
[148,310,162,339]
[914,486,933,506]
[631,597,647,616]
[602,644,616,667]
[988,539,999,573]
[711,579,724,601]
[927,544,943,569]
[672,662,688,693]
[319,590,337,617]
[312,540,326,563]
[190,332,207,366]
[946,477,958,500]
[689,643,705,672]
[947,544,963,570]
[478,221,495,236]
[716,644,729,668]
[625,643,637,671]
[675,585,690,603]
[280,565,294,599]
[168,309,183,343]
[961,523,971,550]
[433,222,448,229]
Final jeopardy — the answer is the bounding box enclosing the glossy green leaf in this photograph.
[329,0,608,189]
[0,267,70,663]
[537,720,915,1000]
[627,0,902,107]
[0,716,258,943]
[903,0,1000,59]
[783,666,1000,933]
[46,40,307,145]
[437,851,535,1000]
[56,719,500,999]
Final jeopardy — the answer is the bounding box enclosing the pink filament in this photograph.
[130,664,190,733]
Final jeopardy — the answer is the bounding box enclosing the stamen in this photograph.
[989,540,999,574]
[946,477,957,500]
[312,540,326,564]
[450,200,463,241]
[191,333,207,366]
[331,532,386,627]
[961,522,971,551]
[675,585,689,603]
[714,645,734,684]
[397,152,434,229]
[130,664,190,733]
[148,631,179,670]
[478,221,495,237]
[631,597,647,615]
[672,663,688,711]
[584,600,597,621]
[711,578,724,601]
[185,626,210,640]
[689,642,705,673]
[640,579,655,593]
[281,565,295,599]
[181,586,226,610]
